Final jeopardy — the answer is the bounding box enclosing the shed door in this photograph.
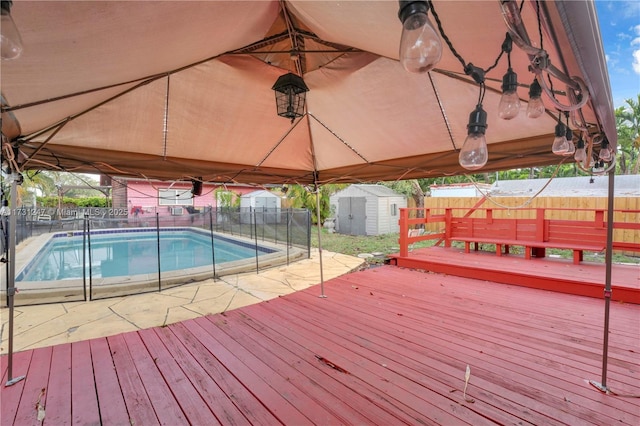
[255,197,277,224]
[338,197,366,235]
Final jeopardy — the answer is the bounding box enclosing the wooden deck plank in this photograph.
[12,346,51,426]
[136,328,221,425]
[1,264,638,425]
[240,302,486,426]
[288,273,637,424]
[334,268,640,397]
[215,309,414,426]
[0,349,32,425]
[71,340,101,425]
[206,312,384,425]
[182,317,320,425]
[175,319,313,425]
[107,334,160,426]
[265,291,567,426]
[338,272,639,368]
[157,323,279,426]
[42,344,71,425]
[120,332,190,424]
[237,303,443,426]
[284,290,578,424]
[89,338,131,426]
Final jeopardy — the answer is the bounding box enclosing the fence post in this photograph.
[399,208,409,257]
[286,208,290,265]
[209,208,216,280]
[307,209,311,259]
[254,207,259,273]
[87,219,93,301]
[444,208,452,247]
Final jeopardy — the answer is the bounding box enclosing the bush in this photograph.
[37,196,108,208]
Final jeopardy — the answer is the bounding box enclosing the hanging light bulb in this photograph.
[574,138,587,163]
[563,127,575,156]
[551,120,568,155]
[498,68,520,119]
[526,78,545,118]
[1,0,23,60]
[598,139,612,162]
[398,1,442,73]
[459,104,489,170]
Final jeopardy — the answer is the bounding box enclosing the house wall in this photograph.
[122,180,258,215]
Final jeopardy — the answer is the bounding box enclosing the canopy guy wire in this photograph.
[307,113,369,163]
[427,73,458,152]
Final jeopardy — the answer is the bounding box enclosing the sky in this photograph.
[595,0,640,108]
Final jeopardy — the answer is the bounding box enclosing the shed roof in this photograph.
[334,184,406,198]
[241,190,280,198]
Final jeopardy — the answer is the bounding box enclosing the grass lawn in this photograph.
[310,229,639,266]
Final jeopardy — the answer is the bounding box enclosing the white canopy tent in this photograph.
[1,0,615,185]
[0,0,619,394]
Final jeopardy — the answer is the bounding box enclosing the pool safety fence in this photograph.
[2,208,312,306]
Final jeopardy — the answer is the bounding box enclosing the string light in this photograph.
[397,1,442,73]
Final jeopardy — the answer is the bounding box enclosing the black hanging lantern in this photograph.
[272,72,309,123]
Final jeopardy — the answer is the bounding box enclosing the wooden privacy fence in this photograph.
[399,202,640,261]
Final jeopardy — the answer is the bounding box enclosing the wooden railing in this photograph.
[399,207,640,262]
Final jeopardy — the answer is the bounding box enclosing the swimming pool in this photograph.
[17,228,275,281]
[12,227,305,303]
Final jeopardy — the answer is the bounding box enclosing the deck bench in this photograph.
[450,237,605,264]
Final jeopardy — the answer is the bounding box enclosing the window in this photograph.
[158,189,193,206]
[390,203,398,216]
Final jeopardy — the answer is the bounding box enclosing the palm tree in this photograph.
[15,171,56,206]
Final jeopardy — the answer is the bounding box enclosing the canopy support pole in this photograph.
[5,174,25,387]
[589,169,615,393]
[315,184,326,298]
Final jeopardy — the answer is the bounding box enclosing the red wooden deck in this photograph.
[390,245,640,304]
[2,265,638,425]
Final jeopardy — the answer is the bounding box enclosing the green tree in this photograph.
[15,170,56,206]
[381,180,424,208]
[286,184,342,225]
[615,95,640,174]
[214,188,241,208]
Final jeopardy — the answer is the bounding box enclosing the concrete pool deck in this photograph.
[0,249,365,355]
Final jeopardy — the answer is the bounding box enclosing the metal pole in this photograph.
[156,213,161,292]
[315,185,326,298]
[590,169,615,393]
[209,208,216,280]
[254,207,259,273]
[5,174,25,386]
[3,206,9,307]
[82,218,87,301]
[286,208,290,266]
[87,219,93,300]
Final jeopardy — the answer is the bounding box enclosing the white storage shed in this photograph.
[240,190,282,224]
[329,185,406,236]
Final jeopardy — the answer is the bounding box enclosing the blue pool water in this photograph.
[17,228,275,282]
